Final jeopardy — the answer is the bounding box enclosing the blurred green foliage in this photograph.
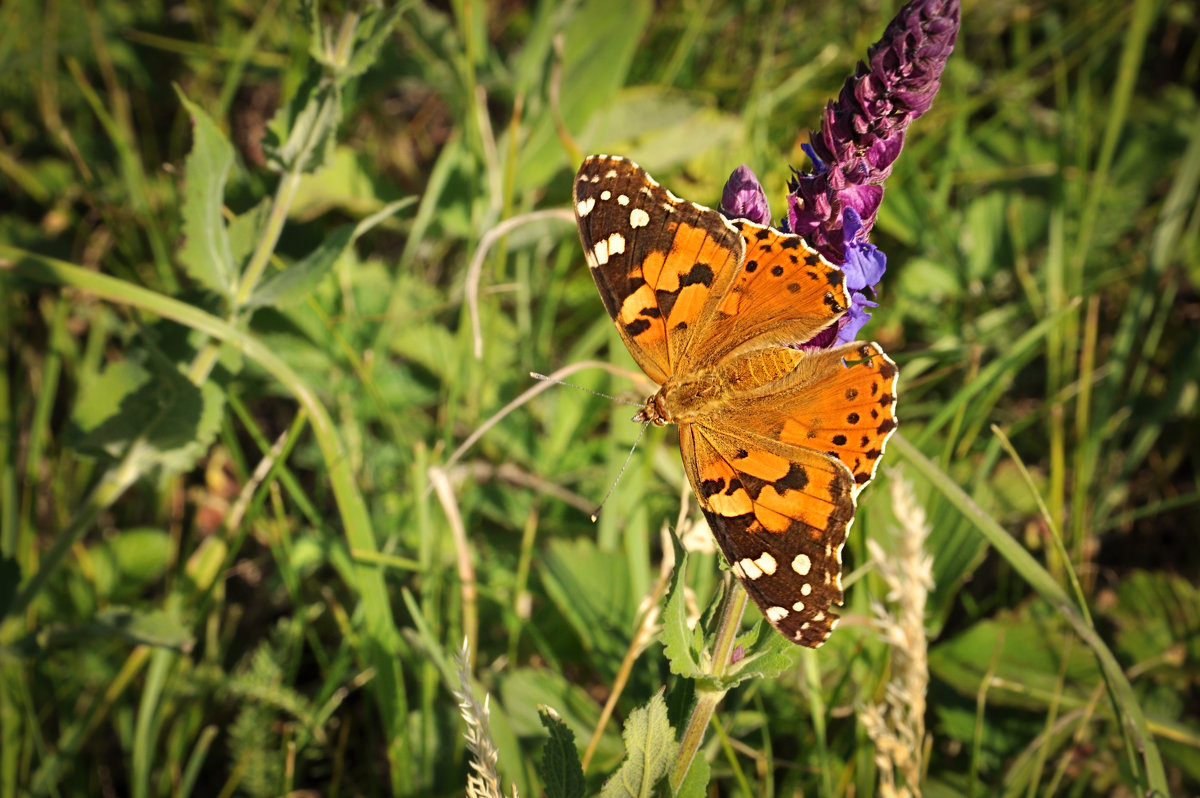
[1,0,1198,796]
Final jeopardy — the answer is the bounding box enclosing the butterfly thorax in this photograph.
[635,347,808,427]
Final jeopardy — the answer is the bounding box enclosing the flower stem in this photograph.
[669,577,749,791]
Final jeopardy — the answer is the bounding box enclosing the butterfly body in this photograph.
[636,346,807,426]
[574,154,898,647]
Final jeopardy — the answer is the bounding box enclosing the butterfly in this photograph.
[573,155,898,647]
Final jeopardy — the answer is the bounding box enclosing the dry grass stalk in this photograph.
[453,638,518,798]
[861,471,934,798]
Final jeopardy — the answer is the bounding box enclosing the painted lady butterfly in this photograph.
[574,155,898,647]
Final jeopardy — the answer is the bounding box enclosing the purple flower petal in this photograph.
[836,291,879,345]
[720,165,772,226]
[840,208,887,293]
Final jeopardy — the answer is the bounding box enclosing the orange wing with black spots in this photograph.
[679,423,856,647]
[678,221,850,371]
[574,154,743,384]
[733,342,899,492]
[573,155,899,648]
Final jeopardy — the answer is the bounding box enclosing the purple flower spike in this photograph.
[788,0,960,262]
[720,164,772,226]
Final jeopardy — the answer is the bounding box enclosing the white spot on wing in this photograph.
[630,208,650,228]
[600,190,611,200]
[765,606,789,623]
[618,194,629,206]
[792,554,812,576]
[576,197,595,217]
[593,240,609,265]
[754,552,777,575]
[792,600,806,612]
[801,583,812,596]
[739,558,764,580]
[607,233,625,255]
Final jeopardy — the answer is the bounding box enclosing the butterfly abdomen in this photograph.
[718,347,806,392]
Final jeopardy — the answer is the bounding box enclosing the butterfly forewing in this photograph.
[678,221,850,372]
[574,155,743,382]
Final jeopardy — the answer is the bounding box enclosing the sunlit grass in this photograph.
[1,0,1198,796]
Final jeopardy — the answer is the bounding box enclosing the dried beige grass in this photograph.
[453,638,518,798]
[861,471,934,798]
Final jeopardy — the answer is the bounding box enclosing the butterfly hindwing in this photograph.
[679,423,856,647]
[731,342,899,493]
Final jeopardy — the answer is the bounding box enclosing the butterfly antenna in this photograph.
[589,420,651,522]
[529,372,643,407]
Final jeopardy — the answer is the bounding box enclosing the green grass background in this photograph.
[1,0,1198,795]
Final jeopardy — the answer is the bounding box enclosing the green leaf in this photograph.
[539,538,634,663]
[227,197,271,274]
[661,533,704,678]
[599,692,678,798]
[500,668,623,770]
[86,527,172,599]
[537,706,586,798]
[264,78,342,175]
[176,91,237,297]
[929,604,1102,712]
[248,198,413,308]
[719,619,800,689]
[69,350,225,474]
[1108,570,1200,668]
[249,225,354,308]
[343,2,409,81]
[515,0,652,190]
[674,749,711,798]
[91,606,193,650]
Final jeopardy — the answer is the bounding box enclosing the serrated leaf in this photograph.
[248,198,413,308]
[343,2,408,81]
[299,0,322,64]
[538,706,586,798]
[662,531,704,678]
[249,225,354,308]
[228,197,271,273]
[176,91,237,296]
[599,693,677,798]
[69,350,225,475]
[263,78,341,175]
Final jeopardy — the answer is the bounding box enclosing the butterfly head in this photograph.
[633,392,668,426]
